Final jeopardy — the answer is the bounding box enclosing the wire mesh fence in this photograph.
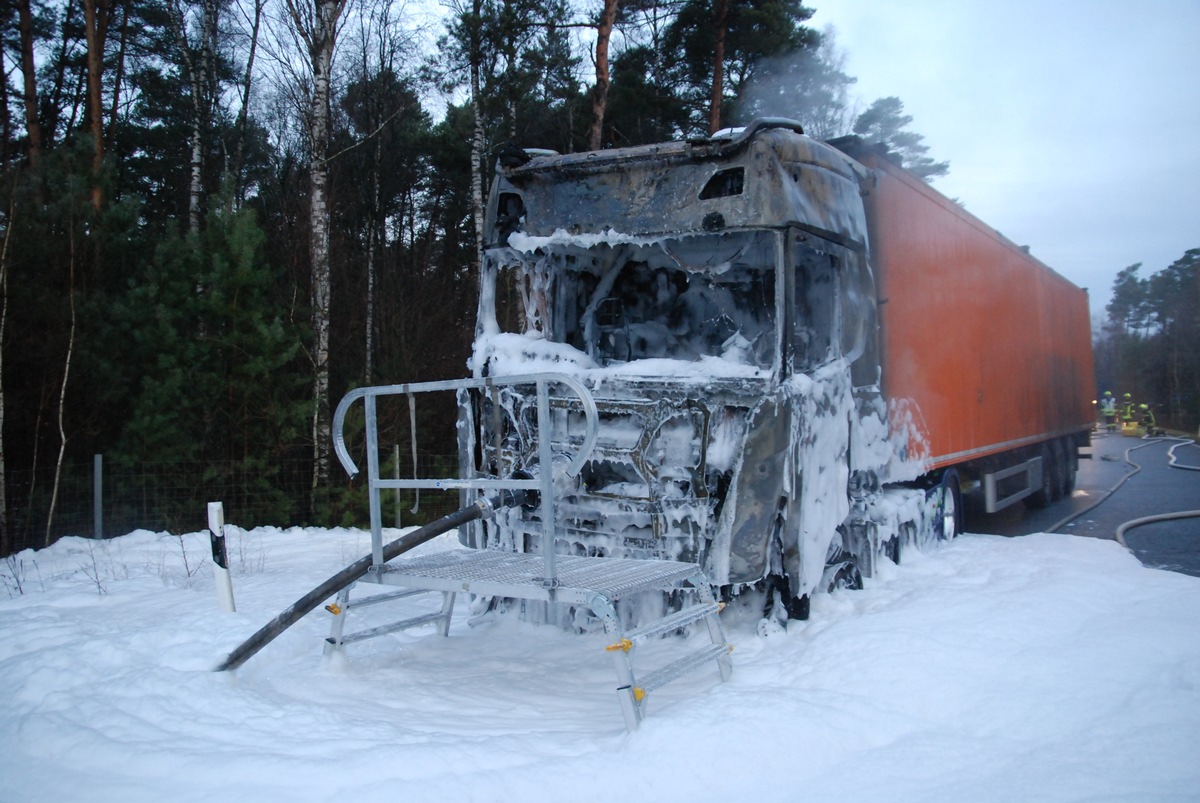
[2,453,465,558]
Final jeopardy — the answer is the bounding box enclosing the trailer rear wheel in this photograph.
[1052,438,1070,500]
[1025,443,1057,509]
[1062,438,1078,495]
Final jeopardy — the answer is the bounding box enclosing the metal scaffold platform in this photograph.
[325,373,732,731]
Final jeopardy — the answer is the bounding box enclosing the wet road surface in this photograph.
[966,430,1200,577]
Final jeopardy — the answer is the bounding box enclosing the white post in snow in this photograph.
[207,502,236,613]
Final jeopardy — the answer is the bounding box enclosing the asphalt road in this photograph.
[966,430,1200,578]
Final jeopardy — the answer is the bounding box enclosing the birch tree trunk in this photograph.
[46,229,78,547]
[283,0,349,503]
[308,17,334,499]
[365,135,381,382]
[470,94,485,278]
[172,0,219,233]
[468,0,486,278]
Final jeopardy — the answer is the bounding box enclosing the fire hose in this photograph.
[1049,435,1200,545]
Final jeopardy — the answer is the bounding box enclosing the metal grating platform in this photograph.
[367,549,703,605]
[330,375,732,731]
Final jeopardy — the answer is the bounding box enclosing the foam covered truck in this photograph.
[459,118,1095,619]
[222,118,1096,727]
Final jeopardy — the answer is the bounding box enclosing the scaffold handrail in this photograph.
[332,373,599,482]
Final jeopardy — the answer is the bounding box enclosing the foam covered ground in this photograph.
[3,526,1198,802]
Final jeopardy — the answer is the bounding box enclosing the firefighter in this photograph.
[1120,393,1137,430]
[1139,403,1160,436]
[1099,391,1117,432]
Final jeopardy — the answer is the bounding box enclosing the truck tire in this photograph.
[937,470,963,539]
[823,559,864,592]
[1062,438,1078,495]
[883,534,900,565]
[1026,443,1057,509]
[821,533,865,593]
[1052,438,1070,500]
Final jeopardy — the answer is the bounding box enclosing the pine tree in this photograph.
[729,25,856,139]
[662,0,816,135]
[110,206,308,527]
[852,96,948,181]
[1098,252,1200,432]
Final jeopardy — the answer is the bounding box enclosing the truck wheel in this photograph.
[884,535,900,565]
[1025,443,1056,509]
[937,471,963,540]
[821,534,864,593]
[1062,439,1078,495]
[823,559,863,592]
[1051,439,1069,500]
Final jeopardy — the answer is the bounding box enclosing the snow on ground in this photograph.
[2,525,1198,802]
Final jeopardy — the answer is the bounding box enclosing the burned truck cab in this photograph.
[461,120,887,609]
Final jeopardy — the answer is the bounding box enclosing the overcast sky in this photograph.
[810,0,1200,321]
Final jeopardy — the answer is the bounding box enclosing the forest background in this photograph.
[1,0,1195,554]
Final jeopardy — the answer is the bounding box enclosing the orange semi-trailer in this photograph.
[835,137,1095,512]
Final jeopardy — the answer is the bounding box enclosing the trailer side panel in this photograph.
[851,148,1094,469]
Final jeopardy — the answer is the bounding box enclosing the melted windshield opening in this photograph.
[491,231,778,370]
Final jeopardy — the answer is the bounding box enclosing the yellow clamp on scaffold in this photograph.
[325,603,342,616]
[605,638,633,653]
[633,687,646,702]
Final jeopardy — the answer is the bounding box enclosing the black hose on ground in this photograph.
[214,495,506,672]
